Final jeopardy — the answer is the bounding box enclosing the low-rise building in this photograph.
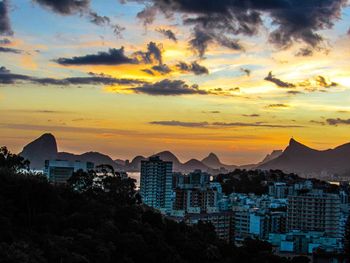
[44,160,94,184]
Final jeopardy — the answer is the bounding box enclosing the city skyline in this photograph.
[1,0,350,164]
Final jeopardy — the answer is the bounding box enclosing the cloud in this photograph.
[0,46,23,54]
[242,114,260,117]
[0,38,11,44]
[315,75,338,88]
[0,0,13,35]
[136,5,158,26]
[132,79,207,96]
[0,66,145,86]
[310,120,325,125]
[287,90,303,95]
[266,104,289,108]
[127,0,346,54]
[150,120,303,128]
[187,26,244,57]
[88,11,110,26]
[134,41,163,65]
[56,47,137,65]
[141,68,155,75]
[88,11,125,37]
[176,61,209,75]
[240,68,251,77]
[150,120,208,127]
[33,0,90,15]
[296,47,313,57]
[156,28,177,42]
[151,64,171,75]
[264,71,295,88]
[326,118,350,126]
[188,26,212,57]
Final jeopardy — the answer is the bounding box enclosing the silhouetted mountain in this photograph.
[258,138,350,176]
[129,155,146,170]
[202,152,237,171]
[20,133,58,169]
[57,151,117,168]
[259,150,283,165]
[152,151,181,169]
[202,152,221,168]
[238,150,283,170]
[20,133,118,169]
[183,159,210,172]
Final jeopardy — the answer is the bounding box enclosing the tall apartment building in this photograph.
[140,156,173,214]
[287,190,341,237]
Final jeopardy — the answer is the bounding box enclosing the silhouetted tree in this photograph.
[0,146,29,171]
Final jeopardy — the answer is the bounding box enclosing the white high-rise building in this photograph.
[140,156,173,214]
[287,190,341,237]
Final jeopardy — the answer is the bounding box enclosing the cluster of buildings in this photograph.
[43,156,349,258]
[139,156,350,258]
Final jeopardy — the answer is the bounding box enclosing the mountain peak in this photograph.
[152,151,180,164]
[20,133,58,169]
[202,152,222,168]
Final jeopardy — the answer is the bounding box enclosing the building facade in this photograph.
[287,190,341,237]
[44,160,94,184]
[140,156,173,214]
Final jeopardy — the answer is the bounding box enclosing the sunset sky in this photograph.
[1,0,350,164]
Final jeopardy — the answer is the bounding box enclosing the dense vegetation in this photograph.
[215,169,339,196]
[0,147,313,263]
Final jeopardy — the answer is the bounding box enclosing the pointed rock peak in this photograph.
[288,138,307,148]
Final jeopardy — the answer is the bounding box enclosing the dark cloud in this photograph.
[127,0,346,54]
[264,71,295,88]
[151,64,171,75]
[0,0,13,35]
[88,11,110,26]
[240,68,251,77]
[150,120,303,128]
[310,120,325,125]
[176,61,209,75]
[230,87,241,92]
[132,79,207,96]
[242,114,260,117]
[296,47,313,57]
[189,26,212,57]
[0,66,145,86]
[326,118,350,126]
[136,5,158,26]
[88,12,125,37]
[315,75,338,88]
[267,104,289,108]
[141,68,155,75]
[287,90,303,95]
[111,24,125,38]
[0,38,11,45]
[216,36,244,51]
[33,0,90,15]
[211,122,302,128]
[56,47,137,65]
[156,28,177,42]
[134,41,163,65]
[150,120,208,127]
[0,46,23,54]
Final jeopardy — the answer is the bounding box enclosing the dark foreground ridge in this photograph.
[0,146,315,263]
